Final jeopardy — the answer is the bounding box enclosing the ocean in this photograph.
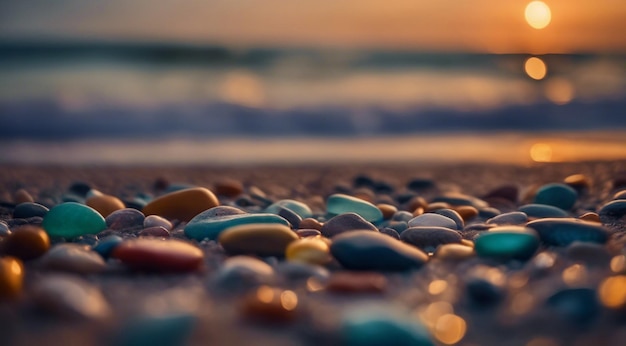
[1,41,625,164]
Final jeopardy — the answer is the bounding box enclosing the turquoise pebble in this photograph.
[342,307,434,346]
[184,213,289,241]
[116,313,196,346]
[264,199,313,219]
[42,202,106,238]
[474,226,540,261]
[534,183,578,210]
[519,204,568,218]
[526,218,610,246]
[327,194,383,223]
[93,235,123,258]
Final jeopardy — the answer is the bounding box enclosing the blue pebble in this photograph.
[534,183,578,210]
[327,194,383,223]
[342,307,434,346]
[115,313,196,346]
[93,235,123,258]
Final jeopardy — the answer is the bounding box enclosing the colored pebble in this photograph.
[42,202,107,238]
[321,212,378,238]
[185,212,289,241]
[327,271,388,293]
[474,226,540,261]
[265,199,313,219]
[40,244,106,274]
[13,202,49,219]
[392,211,414,222]
[112,238,204,272]
[483,184,519,203]
[139,226,170,238]
[526,218,611,246]
[330,231,429,271]
[564,173,591,191]
[296,229,322,238]
[2,225,50,260]
[380,227,401,239]
[377,203,397,220]
[115,313,197,346]
[0,256,24,299]
[598,199,626,225]
[454,206,478,222]
[408,213,458,230]
[277,206,302,229]
[219,223,298,257]
[533,183,578,210]
[400,226,463,253]
[578,212,600,223]
[86,194,126,218]
[275,261,329,282]
[518,203,569,218]
[0,221,10,237]
[286,237,331,265]
[92,235,123,258]
[546,288,599,325]
[13,188,34,204]
[431,193,488,208]
[32,274,111,319]
[213,256,275,291]
[105,208,145,231]
[486,211,528,225]
[67,182,92,197]
[299,218,323,231]
[407,177,437,191]
[142,187,219,222]
[613,190,626,200]
[326,194,384,223]
[240,286,300,323]
[143,214,173,230]
[433,243,475,261]
[214,178,244,197]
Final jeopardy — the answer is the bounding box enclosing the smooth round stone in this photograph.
[478,207,501,219]
[2,225,50,260]
[286,237,331,265]
[112,238,204,272]
[185,212,289,241]
[466,278,504,306]
[13,188,34,204]
[400,226,463,253]
[483,184,519,203]
[519,204,569,218]
[385,221,408,234]
[240,286,300,323]
[115,313,196,346]
[139,226,170,238]
[391,211,414,223]
[454,206,478,222]
[67,182,92,197]
[93,235,123,258]
[487,211,528,225]
[327,194,384,223]
[599,200,626,224]
[143,214,173,230]
[86,194,126,218]
[527,218,611,246]
[408,213,458,230]
[32,274,111,319]
[275,262,329,282]
[213,256,275,291]
[377,204,398,220]
[546,288,599,325]
[380,227,401,239]
[214,178,244,197]
[407,178,437,191]
[533,183,578,210]
[219,223,298,257]
[105,208,145,231]
[327,271,388,293]
[566,241,612,266]
[142,187,220,222]
[0,256,24,299]
[431,193,488,209]
[433,243,475,261]
[265,199,313,219]
[474,226,540,261]
[564,174,592,191]
[613,190,626,200]
[278,207,302,229]
[296,229,322,238]
[321,213,378,238]
[342,306,434,346]
[579,212,601,223]
[42,202,107,238]
[40,244,106,274]
[0,221,10,237]
[299,218,323,231]
[330,231,429,271]
[13,202,49,219]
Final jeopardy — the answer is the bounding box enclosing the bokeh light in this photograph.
[530,143,553,162]
[545,78,575,105]
[434,314,467,345]
[525,1,552,29]
[525,57,547,80]
[598,275,626,309]
[562,264,588,286]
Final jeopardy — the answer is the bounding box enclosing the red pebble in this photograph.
[112,238,203,272]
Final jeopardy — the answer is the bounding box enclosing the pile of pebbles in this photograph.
[1,163,626,346]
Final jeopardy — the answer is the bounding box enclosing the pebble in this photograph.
[474,226,540,261]
[13,202,49,219]
[478,207,501,219]
[466,278,504,306]
[32,274,111,319]
[380,227,401,239]
[533,183,578,210]
[433,243,475,261]
[527,218,611,246]
[219,223,298,257]
[578,212,601,223]
[213,256,275,291]
[86,194,126,217]
[42,202,107,238]
[482,184,519,203]
[139,226,170,238]
[105,208,145,231]
[40,244,106,274]
[407,177,437,191]
[613,190,626,200]
[518,204,569,218]
[115,313,196,346]
[326,271,388,293]
[143,214,174,230]
[377,203,398,220]
[214,178,244,197]
[265,199,313,219]
[296,229,322,238]
[67,182,91,197]
[431,193,488,209]
[321,213,378,238]
[400,226,463,253]
[326,194,384,223]
[486,211,528,225]
[299,217,323,231]
[240,286,300,323]
[598,199,626,225]
[0,256,24,299]
[0,221,10,237]
[408,213,458,230]
[112,238,204,272]
[185,212,290,241]
[566,241,612,266]
[546,288,599,325]
[92,235,123,258]
[277,206,302,229]
[330,231,429,271]
[142,187,220,222]
[286,237,332,265]
[2,225,49,260]
[391,211,414,223]
[275,261,329,282]
[564,173,592,192]
[454,206,478,222]
[13,188,34,204]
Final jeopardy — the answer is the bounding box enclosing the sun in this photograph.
[525,1,552,29]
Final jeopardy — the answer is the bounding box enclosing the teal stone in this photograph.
[526,218,610,246]
[474,226,540,261]
[342,307,434,346]
[264,199,313,219]
[115,313,196,346]
[534,183,578,210]
[519,204,569,218]
[184,213,289,241]
[42,202,106,238]
[327,194,383,223]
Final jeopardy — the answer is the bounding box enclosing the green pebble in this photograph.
[327,194,383,223]
[474,226,540,261]
[342,307,434,346]
[184,213,290,241]
[534,183,578,210]
[42,202,106,238]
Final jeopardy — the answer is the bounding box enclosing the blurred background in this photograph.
[0,0,625,164]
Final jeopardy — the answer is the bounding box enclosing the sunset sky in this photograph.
[1,0,625,53]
